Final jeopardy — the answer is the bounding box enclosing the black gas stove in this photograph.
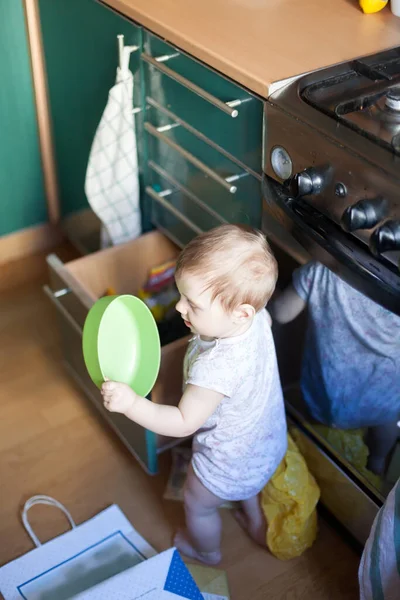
[263,47,400,315]
[302,48,400,155]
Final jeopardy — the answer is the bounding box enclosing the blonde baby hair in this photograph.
[175,224,278,312]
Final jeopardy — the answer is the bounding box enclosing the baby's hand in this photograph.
[101,380,137,415]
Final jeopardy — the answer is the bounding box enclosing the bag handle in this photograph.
[22,495,76,547]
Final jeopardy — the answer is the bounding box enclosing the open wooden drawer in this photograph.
[45,231,190,474]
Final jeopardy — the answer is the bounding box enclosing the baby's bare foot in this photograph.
[173,530,221,565]
[234,509,267,547]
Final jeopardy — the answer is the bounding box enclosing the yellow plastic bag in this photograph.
[261,434,320,560]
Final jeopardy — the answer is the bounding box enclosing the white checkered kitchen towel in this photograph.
[85,45,141,246]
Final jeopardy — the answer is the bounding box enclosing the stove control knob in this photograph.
[341,197,389,232]
[370,220,400,256]
[286,168,324,198]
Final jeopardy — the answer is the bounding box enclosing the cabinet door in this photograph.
[0,0,47,236]
[39,0,143,251]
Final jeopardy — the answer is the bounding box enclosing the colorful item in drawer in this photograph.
[102,287,117,297]
[261,434,320,560]
[82,295,161,396]
[359,0,388,12]
[137,259,179,323]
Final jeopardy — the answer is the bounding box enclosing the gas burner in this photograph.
[336,88,400,154]
[298,48,400,153]
[385,86,400,112]
[302,80,400,153]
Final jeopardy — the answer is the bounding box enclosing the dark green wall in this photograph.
[0,0,47,236]
[39,0,141,217]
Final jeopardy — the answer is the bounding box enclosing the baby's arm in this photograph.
[101,381,223,438]
[269,283,306,324]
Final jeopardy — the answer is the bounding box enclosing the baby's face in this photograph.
[175,274,235,339]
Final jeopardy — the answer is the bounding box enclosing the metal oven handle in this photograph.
[141,53,240,118]
[43,285,83,336]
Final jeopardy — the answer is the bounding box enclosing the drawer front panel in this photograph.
[146,121,262,228]
[143,33,263,174]
[148,189,199,248]
[44,283,152,470]
[147,167,225,233]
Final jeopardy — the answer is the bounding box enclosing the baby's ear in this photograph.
[232,303,255,323]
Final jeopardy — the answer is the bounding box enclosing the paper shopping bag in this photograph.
[0,495,155,600]
[69,548,205,600]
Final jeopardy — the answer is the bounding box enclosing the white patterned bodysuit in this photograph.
[183,309,287,501]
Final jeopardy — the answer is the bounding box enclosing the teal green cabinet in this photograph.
[0,0,47,236]
[38,0,142,221]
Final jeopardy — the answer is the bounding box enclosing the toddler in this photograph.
[102,224,287,564]
[270,260,400,474]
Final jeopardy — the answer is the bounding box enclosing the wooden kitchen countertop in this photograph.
[101,0,400,97]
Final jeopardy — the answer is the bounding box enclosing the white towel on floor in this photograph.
[85,46,141,246]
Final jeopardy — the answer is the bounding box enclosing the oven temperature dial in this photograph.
[270,146,293,180]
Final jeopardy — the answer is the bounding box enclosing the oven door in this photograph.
[262,174,400,317]
[262,175,389,546]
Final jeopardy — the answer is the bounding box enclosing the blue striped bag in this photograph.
[359,478,400,600]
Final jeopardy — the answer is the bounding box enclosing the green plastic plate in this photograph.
[82,295,161,397]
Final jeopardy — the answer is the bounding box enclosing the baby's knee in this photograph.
[183,481,213,517]
[183,484,201,512]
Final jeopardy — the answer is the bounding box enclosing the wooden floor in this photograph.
[0,248,361,599]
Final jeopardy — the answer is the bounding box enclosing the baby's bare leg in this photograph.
[235,494,267,547]
[174,464,224,565]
